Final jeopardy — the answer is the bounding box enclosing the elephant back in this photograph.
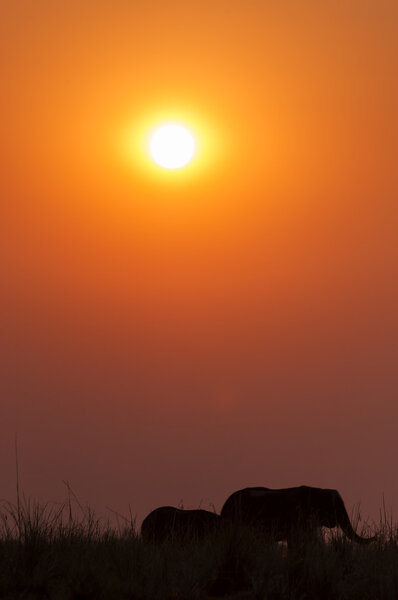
[141,506,220,542]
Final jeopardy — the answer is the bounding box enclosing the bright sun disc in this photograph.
[150,124,195,169]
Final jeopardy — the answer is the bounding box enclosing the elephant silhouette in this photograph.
[141,506,220,542]
[221,486,376,544]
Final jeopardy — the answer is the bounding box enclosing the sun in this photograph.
[149,124,195,169]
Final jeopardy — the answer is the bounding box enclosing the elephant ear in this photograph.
[329,490,342,527]
[315,489,340,528]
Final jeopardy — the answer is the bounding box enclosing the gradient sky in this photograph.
[1,0,397,525]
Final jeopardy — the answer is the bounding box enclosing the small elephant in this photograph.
[141,506,220,542]
[221,486,375,544]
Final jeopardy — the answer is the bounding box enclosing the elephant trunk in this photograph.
[335,497,376,544]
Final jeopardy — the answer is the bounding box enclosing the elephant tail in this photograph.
[335,494,376,544]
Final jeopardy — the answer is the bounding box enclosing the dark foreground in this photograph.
[0,499,396,600]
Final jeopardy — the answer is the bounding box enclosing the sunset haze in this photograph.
[1,0,397,524]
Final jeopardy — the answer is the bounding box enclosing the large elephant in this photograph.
[221,486,375,544]
[141,506,220,542]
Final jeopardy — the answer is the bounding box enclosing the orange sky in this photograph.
[1,0,397,524]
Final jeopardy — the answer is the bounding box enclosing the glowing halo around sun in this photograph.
[121,110,221,180]
[149,124,195,169]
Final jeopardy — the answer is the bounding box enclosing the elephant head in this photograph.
[302,487,376,544]
[141,506,220,542]
[220,486,375,544]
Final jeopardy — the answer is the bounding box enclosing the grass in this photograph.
[0,492,396,600]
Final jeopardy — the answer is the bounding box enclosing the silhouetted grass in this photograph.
[0,493,396,600]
